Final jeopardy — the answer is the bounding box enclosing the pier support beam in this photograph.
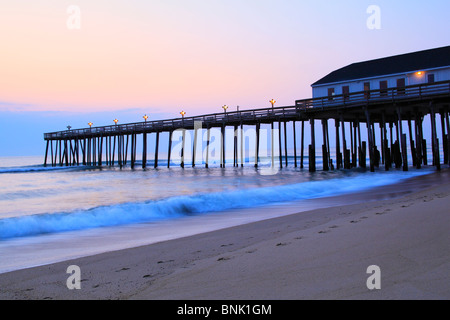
[205,127,211,169]
[335,119,341,169]
[446,109,450,165]
[255,123,260,168]
[181,129,186,168]
[309,118,316,172]
[430,103,440,171]
[192,127,198,168]
[364,108,375,172]
[44,140,49,167]
[154,132,160,168]
[240,123,244,167]
[396,108,408,171]
[167,131,172,168]
[284,121,288,167]
[278,121,283,168]
[440,110,448,165]
[233,125,238,167]
[300,121,305,169]
[142,133,147,169]
[408,115,417,167]
[321,119,329,171]
[293,121,297,168]
[220,125,225,168]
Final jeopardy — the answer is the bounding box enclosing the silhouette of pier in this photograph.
[44,80,450,172]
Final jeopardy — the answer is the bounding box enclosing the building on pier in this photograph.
[311,46,450,105]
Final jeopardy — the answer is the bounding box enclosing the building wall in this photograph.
[311,66,450,99]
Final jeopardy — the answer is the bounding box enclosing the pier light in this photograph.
[88,122,93,128]
[143,114,149,122]
[222,105,228,113]
[180,111,186,118]
[113,119,118,125]
[67,125,72,131]
[270,99,276,108]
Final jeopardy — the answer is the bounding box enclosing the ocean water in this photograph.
[0,155,434,273]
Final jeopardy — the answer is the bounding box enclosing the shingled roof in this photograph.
[312,46,450,86]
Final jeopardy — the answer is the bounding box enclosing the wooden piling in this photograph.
[293,121,297,167]
[181,129,186,168]
[408,115,417,166]
[44,140,49,167]
[310,118,316,172]
[396,108,408,171]
[321,119,329,171]
[192,127,198,168]
[205,127,210,168]
[364,108,375,172]
[154,132,160,168]
[233,125,238,167]
[440,111,448,164]
[430,104,440,170]
[335,119,341,169]
[278,121,283,168]
[284,121,288,167]
[446,110,450,165]
[300,120,305,169]
[142,133,147,169]
[414,114,422,169]
[220,125,225,168]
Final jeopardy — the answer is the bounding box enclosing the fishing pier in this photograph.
[44,80,450,172]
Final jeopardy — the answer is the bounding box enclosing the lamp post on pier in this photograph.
[270,99,276,109]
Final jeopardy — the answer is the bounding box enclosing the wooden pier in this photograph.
[44,80,450,172]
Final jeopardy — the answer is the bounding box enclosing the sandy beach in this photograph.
[0,169,449,300]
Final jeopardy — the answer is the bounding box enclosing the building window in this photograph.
[428,74,435,83]
[342,86,350,101]
[364,82,370,99]
[397,78,405,95]
[380,81,388,97]
[328,88,335,101]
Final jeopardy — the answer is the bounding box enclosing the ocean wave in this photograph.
[0,169,432,240]
[0,165,84,174]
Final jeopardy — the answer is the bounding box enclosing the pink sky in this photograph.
[1,1,449,117]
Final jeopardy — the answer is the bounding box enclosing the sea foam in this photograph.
[0,169,431,240]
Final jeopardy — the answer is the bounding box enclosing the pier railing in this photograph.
[297,80,450,109]
[44,80,450,140]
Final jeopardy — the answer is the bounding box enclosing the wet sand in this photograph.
[0,169,449,300]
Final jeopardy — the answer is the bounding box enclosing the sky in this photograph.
[0,0,449,156]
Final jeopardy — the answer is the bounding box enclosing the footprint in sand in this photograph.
[276,242,290,247]
[157,260,174,264]
[116,267,130,272]
[217,256,231,261]
[220,243,234,247]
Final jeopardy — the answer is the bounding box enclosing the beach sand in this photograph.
[0,169,449,300]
